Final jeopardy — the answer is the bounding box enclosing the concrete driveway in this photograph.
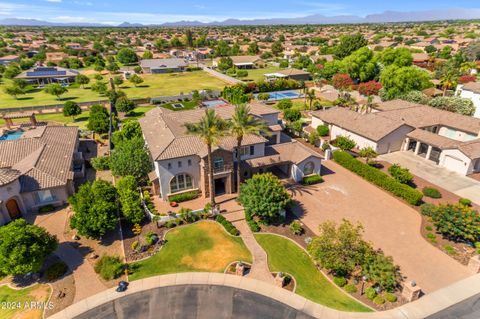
[288,160,472,293]
[379,151,480,205]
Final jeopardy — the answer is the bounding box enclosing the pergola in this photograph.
[2,112,37,129]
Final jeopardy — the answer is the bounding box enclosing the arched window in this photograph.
[303,161,315,175]
[170,173,193,193]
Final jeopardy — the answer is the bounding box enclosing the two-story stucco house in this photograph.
[310,100,480,176]
[139,103,321,201]
[455,82,480,119]
[0,126,83,225]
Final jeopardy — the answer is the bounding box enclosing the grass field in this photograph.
[0,71,228,109]
[0,284,51,319]
[239,66,284,82]
[129,221,252,281]
[255,234,371,312]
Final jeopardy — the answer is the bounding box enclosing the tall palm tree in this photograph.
[185,109,229,206]
[440,72,456,96]
[230,105,269,193]
[306,89,316,111]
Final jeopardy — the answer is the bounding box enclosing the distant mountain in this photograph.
[0,8,479,27]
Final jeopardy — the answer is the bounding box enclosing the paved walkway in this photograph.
[225,210,274,284]
[290,160,472,293]
[33,209,107,303]
[379,151,480,205]
[199,64,245,84]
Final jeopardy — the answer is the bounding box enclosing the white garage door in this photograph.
[442,155,465,174]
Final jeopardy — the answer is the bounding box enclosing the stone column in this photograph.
[274,272,285,287]
[468,255,480,274]
[403,138,410,151]
[426,145,433,160]
[235,262,245,276]
[414,141,421,155]
[402,281,422,302]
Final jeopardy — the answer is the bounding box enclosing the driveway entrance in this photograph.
[379,151,480,205]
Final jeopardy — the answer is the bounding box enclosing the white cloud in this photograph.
[45,0,62,3]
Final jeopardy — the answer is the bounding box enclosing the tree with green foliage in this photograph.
[116,176,144,224]
[428,96,475,116]
[343,47,376,82]
[238,173,291,224]
[91,80,108,94]
[63,101,82,120]
[271,40,284,56]
[116,48,138,64]
[3,85,25,99]
[3,64,21,79]
[112,120,142,147]
[308,220,371,276]
[75,74,90,88]
[230,104,269,192]
[112,75,124,87]
[115,96,135,113]
[185,109,230,206]
[358,147,378,165]
[87,104,110,136]
[362,250,400,292]
[248,42,259,55]
[106,62,120,73]
[334,136,356,151]
[110,137,152,180]
[375,48,413,67]
[428,204,480,242]
[44,83,68,100]
[334,33,368,59]
[380,66,432,100]
[283,108,301,122]
[128,74,144,87]
[217,57,233,71]
[388,164,414,184]
[142,50,153,59]
[0,219,58,276]
[69,180,118,239]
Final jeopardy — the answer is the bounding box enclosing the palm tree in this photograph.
[230,105,269,193]
[306,89,316,111]
[185,109,229,206]
[440,72,456,96]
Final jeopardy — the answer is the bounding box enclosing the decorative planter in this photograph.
[169,201,178,207]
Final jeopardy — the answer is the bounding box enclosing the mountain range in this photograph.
[0,8,479,27]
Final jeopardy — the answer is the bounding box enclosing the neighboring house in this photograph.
[0,55,20,65]
[213,56,263,69]
[46,52,69,64]
[264,68,312,82]
[0,126,83,225]
[310,100,480,176]
[16,66,79,85]
[455,82,480,119]
[195,48,213,60]
[139,103,321,201]
[140,58,188,74]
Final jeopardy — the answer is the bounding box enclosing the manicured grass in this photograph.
[0,71,227,109]
[129,221,252,281]
[0,284,51,319]
[255,233,371,312]
[159,101,198,111]
[241,66,284,82]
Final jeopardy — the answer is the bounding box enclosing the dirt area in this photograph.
[122,219,165,262]
[41,256,75,317]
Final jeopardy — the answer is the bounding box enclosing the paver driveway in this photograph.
[289,160,472,293]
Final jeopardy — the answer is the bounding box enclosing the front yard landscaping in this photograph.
[128,221,252,281]
[0,284,51,319]
[255,233,371,312]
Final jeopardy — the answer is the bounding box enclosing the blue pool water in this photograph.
[265,91,301,101]
[0,131,23,141]
[202,99,229,108]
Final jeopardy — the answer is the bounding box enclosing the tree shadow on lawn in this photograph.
[136,84,150,88]
[16,96,34,101]
[74,115,89,122]
[60,97,78,101]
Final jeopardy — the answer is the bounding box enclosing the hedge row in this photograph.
[168,190,199,203]
[302,174,323,185]
[215,215,240,236]
[333,151,423,205]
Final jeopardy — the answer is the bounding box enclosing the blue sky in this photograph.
[0,1,479,24]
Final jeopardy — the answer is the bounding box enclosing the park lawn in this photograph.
[0,284,51,319]
[159,101,198,111]
[129,221,252,281]
[0,71,227,109]
[242,66,284,82]
[255,234,371,312]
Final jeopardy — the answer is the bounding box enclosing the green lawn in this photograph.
[241,66,284,82]
[160,101,198,111]
[0,284,51,319]
[129,221,252,281]
[255,234,371,312]
[0,71,227,109]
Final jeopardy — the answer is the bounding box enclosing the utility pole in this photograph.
[108,77,118,152]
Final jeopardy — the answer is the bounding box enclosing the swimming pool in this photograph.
[202,99,229,108]
[0,130,23,141]
[263,91,302,101]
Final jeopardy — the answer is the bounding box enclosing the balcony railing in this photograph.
[213,165,233,175]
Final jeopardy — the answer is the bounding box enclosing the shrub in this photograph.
[420,203,436,216]
[425,225,433,231]
[131,240,139,251]
[164,220,177,228]
[344,284,357,293]
[289,221,304,235]
[168,190,199,203]
[316,124,330,137]
[94,255,124,280]
[333,136,356,151]
[91,156,111,171]
[277,99,293,110]
[365,287,377,300]
[38,205,55,214]
[459,198,472,207]
[333,276,347,287]
[423,187,442,199]
[245,211,260,232]
[385,292,397,303]
[321,141,331,151]
[283,108,301,122]
[308,132,319,145]
[302,174,323,185]
[215,215,240,236]
[426,233,436,240]
[45,262,68,281]
[388,164,413,184]
[444,245,456,255]
[333,151,423,205]
[429,204,480,242]
[373,295,385,305]
[145,232,158,246]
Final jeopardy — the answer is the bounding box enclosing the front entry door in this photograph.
[6,198,21,220]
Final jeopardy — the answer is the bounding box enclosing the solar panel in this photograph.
[34,67,57,72]
[26,71,67,77]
